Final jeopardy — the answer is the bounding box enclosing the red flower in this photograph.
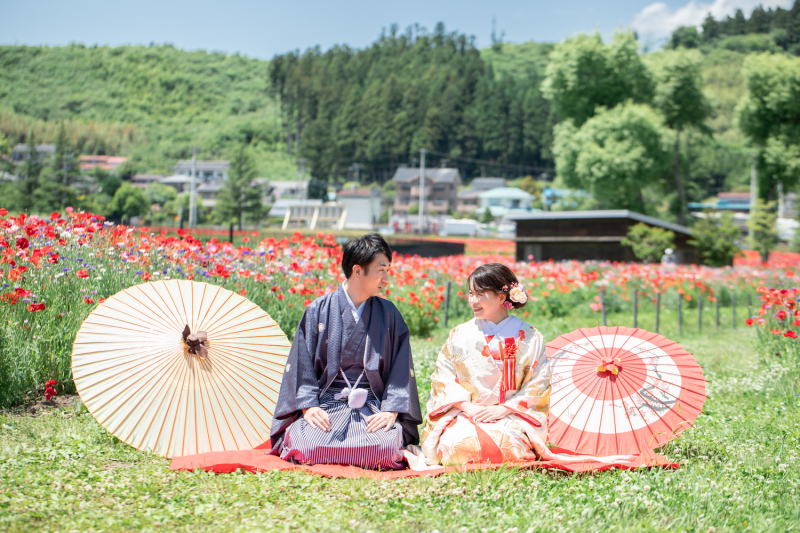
[0,209,7,217]
[27,303,45,312]
[49,212,60,220]
[277,293,284,301]
[76,269,89,278]
[776,310,788,320]
[16,237,29,250]
[745,318,755,326]
[45,380,57,401]
[8,268,21,282]
[141,272,151,281]
[785,330,798,339]
[47,254,59,264]
[84,297,94,304]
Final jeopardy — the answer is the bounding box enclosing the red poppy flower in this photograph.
[47,254,59,264]
[27,303,45,312]
[77,269,89,278]
[777,310,788,320]
[0,209,7,217]
[45,380,57,401]
[141,272,151,281]
[745,318,755,326]
[16,237,29,250]
[785,330,798,339]
[84,297,94,304]
[49,212,60,220]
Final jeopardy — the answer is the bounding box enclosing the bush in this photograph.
[621,223,675,263]
[689,211,741,266]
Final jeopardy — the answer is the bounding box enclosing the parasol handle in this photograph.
[182,325,208,358]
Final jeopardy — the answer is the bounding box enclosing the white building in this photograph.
[478,187,535,218]
[337,188,382,230]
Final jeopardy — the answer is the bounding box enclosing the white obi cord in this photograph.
[334,369,368,409]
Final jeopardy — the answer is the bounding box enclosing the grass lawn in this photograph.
[2,322,799,532]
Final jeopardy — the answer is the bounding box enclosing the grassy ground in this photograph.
[2,320,799,532]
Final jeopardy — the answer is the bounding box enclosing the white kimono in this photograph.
[419,317,551,465]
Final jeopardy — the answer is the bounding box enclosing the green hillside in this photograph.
[0,36,768,194]
[0,44,296,178]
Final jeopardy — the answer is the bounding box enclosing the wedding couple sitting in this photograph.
[269,233,549,469]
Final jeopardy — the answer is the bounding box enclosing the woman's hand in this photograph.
[366,411,398,432]
[456,402,486,417]
[471,405,512,423]
[302,407,331,431]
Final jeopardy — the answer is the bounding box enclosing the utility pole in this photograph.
[352,163,361,185]
[419,148,426,235]
[189,147,197,227]
[749,153,756,239]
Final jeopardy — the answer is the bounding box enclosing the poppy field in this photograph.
[1,208,800,532]
[1,208,799,406]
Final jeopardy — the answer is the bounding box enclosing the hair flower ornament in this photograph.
[508,282,528,305]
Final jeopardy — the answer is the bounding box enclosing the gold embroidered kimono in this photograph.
[420,318,550,466]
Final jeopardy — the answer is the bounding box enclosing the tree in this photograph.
[736,53,800,198]
[107,183,149,222]
[621,223,675,263]
[670,26,701,49]
[543,32,654,126]
[702,13,720,41]
[688,211,741,266]
[480,207,494,223]
[34,123,80,212]
[213,145,263,229]
[747,199,779,263]
[552,102,671,212]
[17,132,43,212]
[648,50,711,224]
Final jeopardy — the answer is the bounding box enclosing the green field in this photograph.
[3,319,799,533]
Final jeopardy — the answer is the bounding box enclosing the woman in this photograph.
[418,263,551,466]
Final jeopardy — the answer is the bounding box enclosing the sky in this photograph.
[0,0,794,58]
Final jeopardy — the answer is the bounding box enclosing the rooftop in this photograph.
[479,187,534,200]
[174,160,230,172]
[507,209,692,236]
[470,177,507,190]
[392,167,460,184]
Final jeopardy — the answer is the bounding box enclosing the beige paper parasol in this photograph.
[71,280,291,458]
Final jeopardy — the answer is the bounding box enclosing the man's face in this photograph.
[352,253,390,297]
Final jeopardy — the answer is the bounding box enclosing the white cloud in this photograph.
[631,0,793,42]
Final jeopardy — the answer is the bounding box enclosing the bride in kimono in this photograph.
[418,263,550,465]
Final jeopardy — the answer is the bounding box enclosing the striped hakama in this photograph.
[279,386,405,470]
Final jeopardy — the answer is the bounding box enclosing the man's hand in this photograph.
[471,405,512,423]
[303,407,331,431]
[366,411,398,433]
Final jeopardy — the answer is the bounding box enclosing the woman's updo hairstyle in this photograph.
[467,263,527,310]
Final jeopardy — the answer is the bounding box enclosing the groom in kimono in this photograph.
[269,233,422,469]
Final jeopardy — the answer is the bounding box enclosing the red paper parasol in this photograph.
[545,326,705,457]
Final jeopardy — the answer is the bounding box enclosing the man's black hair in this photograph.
[341,233,392,278]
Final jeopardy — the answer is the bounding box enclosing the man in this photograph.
[269,233,421,469]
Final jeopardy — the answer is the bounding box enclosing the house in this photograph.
[469,177,507,192]
[508,210,698,264]
[79,155,128,171]
[161,175,194,194]
[130,174,166,189]
[173,160,230,183]
[265,180,309,202]
[337,188,383,230]
[197,182,226,208]
[268,199,323,219]
[392,166,460,215]
[478,187,534,218]
[456,190,482,214]
[12,143,55,162]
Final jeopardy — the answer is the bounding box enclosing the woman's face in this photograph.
[468,280,507,322]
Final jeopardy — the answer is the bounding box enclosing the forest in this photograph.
[1,4,800,225]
